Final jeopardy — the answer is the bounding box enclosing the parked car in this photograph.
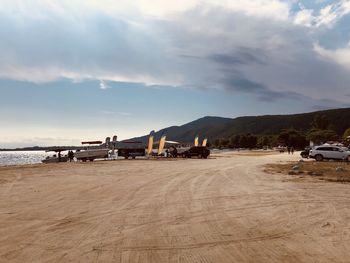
[300,147,310,158]
[180,146,210,159]
[276,145,287,153]
[309,145,350,161]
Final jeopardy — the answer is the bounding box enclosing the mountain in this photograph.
[130,108,350,143]
[130,116,232,144]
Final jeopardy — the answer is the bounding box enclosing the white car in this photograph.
[309,145,350,162]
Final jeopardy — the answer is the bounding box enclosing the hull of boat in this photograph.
[42,156,69,163]
[74,149,109,160]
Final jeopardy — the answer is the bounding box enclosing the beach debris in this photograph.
[292,165,300,171]
[307,171,323,176]
[322,222,331,228]
[336,166,344,172]
[288,170,297,175]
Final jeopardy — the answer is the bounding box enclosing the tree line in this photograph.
[212,114,350,150]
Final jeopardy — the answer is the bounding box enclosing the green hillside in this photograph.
[218,108,350,138]
[131,108,350,144]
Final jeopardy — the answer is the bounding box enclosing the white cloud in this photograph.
[317,4,339,26]
[316,0,350,27]
[99,80,109,90]
[95,0,291,20]
[314,42,350,70]
[294,9,314,27]
[291,1,350,28]
[1,0,350,105]
[0,0,290,20]
[215,0,290,20]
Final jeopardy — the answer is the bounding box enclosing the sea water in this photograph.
[0,151,48,166]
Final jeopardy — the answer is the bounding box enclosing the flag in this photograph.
[158,135,166,155]
[147,135,154,156]
[194,135,199,147]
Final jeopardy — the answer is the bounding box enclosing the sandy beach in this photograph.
[1,152,350,262]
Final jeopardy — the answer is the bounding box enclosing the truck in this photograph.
[117,141,146,159]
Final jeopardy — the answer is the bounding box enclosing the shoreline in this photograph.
[0,149,280,167]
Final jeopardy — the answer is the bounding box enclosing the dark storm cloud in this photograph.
[164,6,350,105]
[208,48,267,66]
[221,76,304,102]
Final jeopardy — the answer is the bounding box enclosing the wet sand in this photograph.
[1,152,350,262]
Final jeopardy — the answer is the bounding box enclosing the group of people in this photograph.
[165,146,178,158]
[287,146,294,155]
[68,150,74,162]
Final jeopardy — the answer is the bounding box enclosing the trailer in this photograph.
[117,141,146,159]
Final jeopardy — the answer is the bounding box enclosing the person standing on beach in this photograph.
[291,147,294,155]
[68,150,74,162]
[287,146,291,154]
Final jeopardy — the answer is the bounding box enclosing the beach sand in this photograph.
[1,152,350,262]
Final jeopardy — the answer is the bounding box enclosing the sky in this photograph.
[1,0,350,147]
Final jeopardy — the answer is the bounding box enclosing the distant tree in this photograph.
[343,128,350,139]
[307,129,338,144]
[246,134,258,149]
[229,135,241,148]
[269,135,280,147]
[307,114,340,144]
[220,138,230,148]
[214,138,221,148]
[228,137,233,148]
[328,123,337,132]
[278,128,307,149]
[239,134,248,148]
[311,114,331,130]
[257,136,271,148]
[236,133,258,149]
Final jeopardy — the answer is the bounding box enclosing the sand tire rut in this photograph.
[0,152,350,262]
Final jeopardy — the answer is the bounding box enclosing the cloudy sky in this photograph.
[1,0,350,147]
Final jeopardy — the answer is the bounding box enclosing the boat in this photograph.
[42,148,69,163]
[74,141,109,162]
